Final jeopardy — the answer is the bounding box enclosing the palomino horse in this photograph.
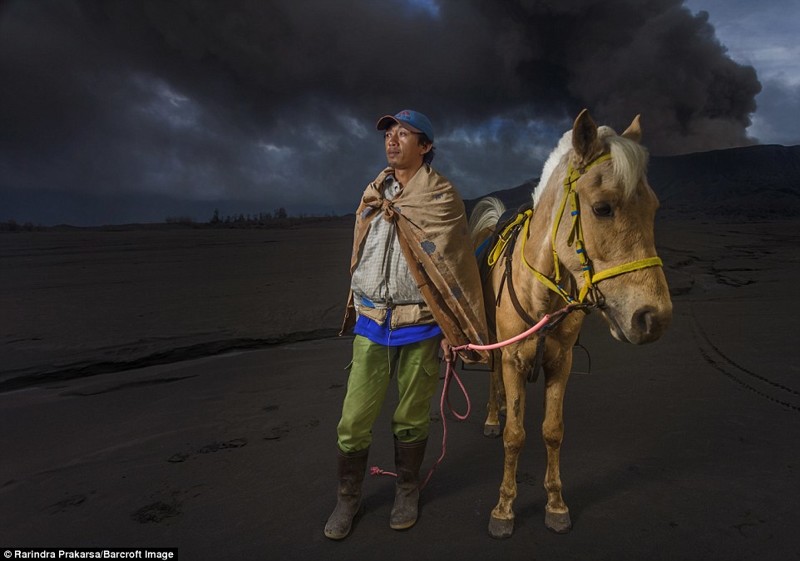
[468,109,672,539]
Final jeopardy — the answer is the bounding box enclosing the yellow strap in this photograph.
[521,210,575,303]
[579,153,612,172]
[550,184,569,283]
[555,155,611,280]
[532,269,575,303]
[592,256,664,283]
[578,257,664,302]
[487,209,532,267]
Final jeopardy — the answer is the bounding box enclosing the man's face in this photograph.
[384,123,430,171]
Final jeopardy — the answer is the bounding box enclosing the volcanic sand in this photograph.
[1,216,799,560]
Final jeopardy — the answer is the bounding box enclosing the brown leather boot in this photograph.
[324,447,369,540]
[389,438,427,530]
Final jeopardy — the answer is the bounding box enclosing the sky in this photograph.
[1,0,798,226]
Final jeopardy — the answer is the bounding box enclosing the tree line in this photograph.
[207,207,288,225]
[2,207,345,232]
[166,207,344,228]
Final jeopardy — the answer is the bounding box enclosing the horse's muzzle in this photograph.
[630,304,672,344]
[603,302,672,345]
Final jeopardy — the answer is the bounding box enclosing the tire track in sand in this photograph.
[691,307,800,413]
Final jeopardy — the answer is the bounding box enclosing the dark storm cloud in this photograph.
[749,78,800,146]
[0,0,762,224]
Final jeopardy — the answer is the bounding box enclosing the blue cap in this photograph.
[376,109,434,143]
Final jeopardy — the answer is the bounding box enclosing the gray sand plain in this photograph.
[1,216,799,560]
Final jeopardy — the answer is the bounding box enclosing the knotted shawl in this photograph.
[342,165,489,364]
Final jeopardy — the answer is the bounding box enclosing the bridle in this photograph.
[489,152,664,310]
[470,150,664,383]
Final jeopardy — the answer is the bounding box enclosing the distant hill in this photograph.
[649,144,800,217]
[4,145,798,228]
[466,144,800,219]
[464,179,538,216]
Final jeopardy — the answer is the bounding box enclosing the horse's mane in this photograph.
[532,126,649,208]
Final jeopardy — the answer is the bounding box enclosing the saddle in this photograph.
[475,201,532,284]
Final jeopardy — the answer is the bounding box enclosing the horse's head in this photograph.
[556,109,672,344]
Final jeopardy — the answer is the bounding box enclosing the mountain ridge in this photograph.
[3,144,798,227]
[466,144,800,218]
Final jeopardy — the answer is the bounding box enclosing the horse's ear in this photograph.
[622,114,642,143]
[572,109,598,159]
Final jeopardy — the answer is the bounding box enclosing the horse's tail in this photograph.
[468,196,506,247]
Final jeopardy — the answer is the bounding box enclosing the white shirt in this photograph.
[350,174,424,309]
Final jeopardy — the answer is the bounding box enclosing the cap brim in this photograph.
[376,115,422,133]
[376,115,398,130]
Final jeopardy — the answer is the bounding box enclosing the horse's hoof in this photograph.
[483,424,501,438]
[545,509,572,534]
[488,515,514,539]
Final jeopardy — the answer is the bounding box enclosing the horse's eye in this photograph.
[592,202,613,217]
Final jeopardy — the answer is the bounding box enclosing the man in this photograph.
[324,110,488,540]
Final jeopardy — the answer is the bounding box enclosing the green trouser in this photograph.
[336,335,442,454]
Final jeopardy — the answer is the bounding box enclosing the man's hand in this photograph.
[440,338,456,363]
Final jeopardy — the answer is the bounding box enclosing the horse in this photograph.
[467,109,673,539]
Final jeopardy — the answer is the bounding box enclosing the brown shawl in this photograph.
[342,164,489,363]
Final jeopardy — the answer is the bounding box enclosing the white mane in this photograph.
[532,130,573,208]
[532,126,649,208]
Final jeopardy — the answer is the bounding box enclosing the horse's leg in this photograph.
[541,336,576,533]
[483,359,503,437]
[488,353,526,538]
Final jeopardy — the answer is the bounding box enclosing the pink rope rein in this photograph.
[369,341,471,488]
[417,343,471,489]
[451,303,574,353]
